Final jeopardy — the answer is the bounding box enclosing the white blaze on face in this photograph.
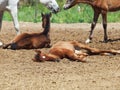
[42,55,46,59]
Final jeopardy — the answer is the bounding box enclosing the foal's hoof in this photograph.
[103,38,112,43]
[104,40,108,43]
[55,59,60,62]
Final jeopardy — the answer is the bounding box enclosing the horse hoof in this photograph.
[85,39,91,44]
[104,41,108,43]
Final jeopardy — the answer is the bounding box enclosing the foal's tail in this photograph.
[71,41,120,55]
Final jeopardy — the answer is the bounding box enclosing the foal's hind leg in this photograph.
[67,51,86,62]
[78,44,120,55]
[85,8,100,43]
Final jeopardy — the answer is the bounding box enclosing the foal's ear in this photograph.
[35,50,41,53]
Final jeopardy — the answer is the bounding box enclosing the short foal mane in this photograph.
[41,13,51,35]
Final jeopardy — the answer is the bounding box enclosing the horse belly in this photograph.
[32,37,50,48]
[49,48,74,59]
[52,41,74,50]
[108,0,120,11]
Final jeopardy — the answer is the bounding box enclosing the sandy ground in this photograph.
[0,21,120,90]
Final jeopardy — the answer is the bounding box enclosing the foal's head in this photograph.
[41,13,52,29]
[33,50,49,62]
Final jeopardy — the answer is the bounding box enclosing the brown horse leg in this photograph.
[86,8,100,43]
[0,11,4,46]
[102,11,108,42]
[72,41,120,55]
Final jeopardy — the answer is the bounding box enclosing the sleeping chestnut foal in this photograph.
[3,13,51,50]
[33,41,120,62]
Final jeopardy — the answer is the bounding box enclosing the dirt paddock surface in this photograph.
[0,21,120,90]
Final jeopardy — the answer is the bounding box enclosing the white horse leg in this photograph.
[0,11,4,46]
[0,11,4,31]
[9,6,20,35]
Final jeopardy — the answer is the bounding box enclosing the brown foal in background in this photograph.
[3,13,52,50]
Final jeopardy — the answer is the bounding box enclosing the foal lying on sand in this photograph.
[3,13,51,50]
[33,41,120,62]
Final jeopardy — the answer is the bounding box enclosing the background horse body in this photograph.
[63,0,120,43]
[0,0,59,46]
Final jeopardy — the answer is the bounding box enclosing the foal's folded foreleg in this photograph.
[67,52,86,62]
